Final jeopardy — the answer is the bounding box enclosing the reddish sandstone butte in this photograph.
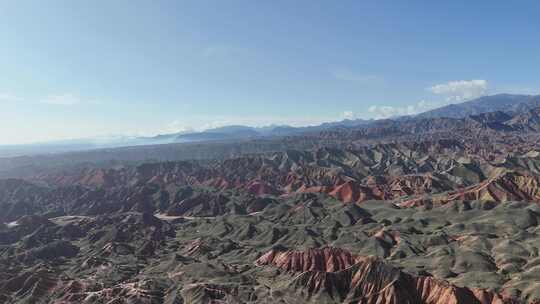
[257,247,518,304]
[256,246,359,272]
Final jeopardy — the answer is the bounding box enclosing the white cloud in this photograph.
[41,93,82,105]
[428,80,488,102]
[331,68,379,83]
[158,113,346,136]
[162,120,196,134]
[0,93,22,102]
[40,93,100,106]
[368,100,437,119]
[0,92,100,106]
[342,111,354,119]
[367,79,490,119]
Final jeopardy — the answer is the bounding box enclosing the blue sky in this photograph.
[1,1,540,144]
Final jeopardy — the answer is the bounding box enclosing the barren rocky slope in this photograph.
[2,195,540,303]
[3,108,540,303]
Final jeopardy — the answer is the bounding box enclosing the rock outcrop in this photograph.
[257,247,518,304]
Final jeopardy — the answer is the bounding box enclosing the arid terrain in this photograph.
[4,0,540,302]
[3,102,540,303]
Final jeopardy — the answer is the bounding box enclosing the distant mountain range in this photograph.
[172,120,375,142]
[2,93,540,158]
[5,98,540,304]
[416,94,540,119]
[0,119,373,157]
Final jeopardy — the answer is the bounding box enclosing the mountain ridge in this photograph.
[416,93,540,119]
[2,93,540,159]
[4,98,540,302]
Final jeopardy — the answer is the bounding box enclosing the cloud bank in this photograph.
[367,80,489,119]
[40,93,100,106]
[342,111,354,119]
[368,100,436,119]
[41,93,82,105]
[0,93,21,102]
[428,80,488,102]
